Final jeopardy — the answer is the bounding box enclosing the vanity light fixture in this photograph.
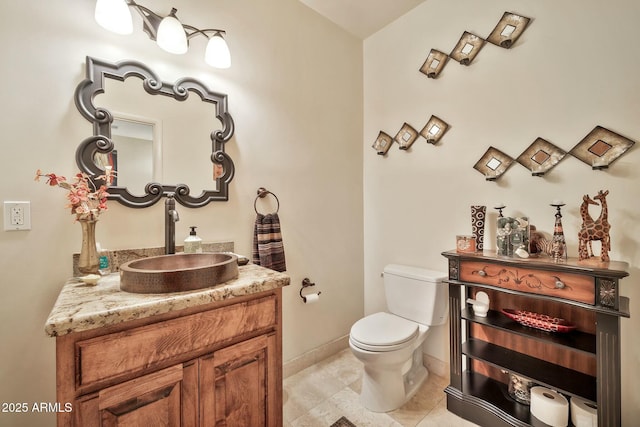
[94,0,231,68]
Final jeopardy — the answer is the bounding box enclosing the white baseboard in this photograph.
[283,334,449,380]
[423,353,448,378]
[283,335,349,378]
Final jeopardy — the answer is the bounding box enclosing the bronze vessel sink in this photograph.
[120,252,239,294]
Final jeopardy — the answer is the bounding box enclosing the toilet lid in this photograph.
[350,312,418,351]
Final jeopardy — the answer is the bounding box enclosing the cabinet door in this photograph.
[200,334,278,427]
[76,364,187,427]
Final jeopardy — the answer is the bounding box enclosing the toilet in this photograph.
[349,264,448,412]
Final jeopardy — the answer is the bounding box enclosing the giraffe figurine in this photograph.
[593,190,611,261]
[577,195,599,259]
[578,190,611,262]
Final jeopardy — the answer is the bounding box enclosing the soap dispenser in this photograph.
[184,226,203,253]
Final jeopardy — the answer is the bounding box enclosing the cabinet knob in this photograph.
[555,279,565,289]
[478,270,487,277]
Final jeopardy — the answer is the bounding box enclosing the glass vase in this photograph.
[78,218,99,275]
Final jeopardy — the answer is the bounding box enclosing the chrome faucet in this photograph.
[165,194,180,254]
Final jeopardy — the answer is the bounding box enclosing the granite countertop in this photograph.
[45,264,290,337]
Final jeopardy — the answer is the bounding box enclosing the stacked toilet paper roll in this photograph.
[530,386,568,427]
[571,396,598,427]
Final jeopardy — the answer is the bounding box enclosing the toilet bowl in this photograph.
[349,312,430,412]
[349,264,447,412]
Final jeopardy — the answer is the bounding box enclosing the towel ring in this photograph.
[254,187,280,214]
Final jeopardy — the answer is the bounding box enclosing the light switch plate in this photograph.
[3,201,31,231]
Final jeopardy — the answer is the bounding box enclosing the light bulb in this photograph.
[205,33,231,68]
[156,10,188,54]
[95,0,133,35]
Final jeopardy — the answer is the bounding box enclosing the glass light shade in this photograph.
[95,0,133,35]
[156,15,188,54]
[205,34,231,68]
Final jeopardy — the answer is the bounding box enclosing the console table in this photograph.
[442,250,630,427]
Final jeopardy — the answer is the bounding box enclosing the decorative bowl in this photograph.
[501,308,576,333]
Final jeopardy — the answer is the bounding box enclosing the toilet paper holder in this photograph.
[300,278,321,302]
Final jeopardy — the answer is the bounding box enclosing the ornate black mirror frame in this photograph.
[74,56,235,208]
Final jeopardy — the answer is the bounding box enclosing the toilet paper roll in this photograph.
[570,396,597,427]
[303,293,320,304]
[530,386,569,427]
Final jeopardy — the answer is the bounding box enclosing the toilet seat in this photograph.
[350,312,418,352]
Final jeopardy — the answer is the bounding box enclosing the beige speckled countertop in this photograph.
[45,264,290,337]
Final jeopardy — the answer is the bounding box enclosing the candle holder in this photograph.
[550,202,568,262]
[494,203,506,218]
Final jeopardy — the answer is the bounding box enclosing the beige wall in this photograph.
[0,1,363,425]
[3,0,639,425]
[364,0,640,424]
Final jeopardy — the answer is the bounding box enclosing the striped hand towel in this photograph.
[252,212,287,272]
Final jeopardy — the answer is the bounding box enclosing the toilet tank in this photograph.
[383,264,448,326]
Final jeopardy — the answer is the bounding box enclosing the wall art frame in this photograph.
[419,49,449,79]
[569,125,636,170]
[420,115,449,144]
[449,31,485,65]
[372,131,394,155]
[474,147,514,180]
[486,12,531,48]
[516,137,567,176]
[395,123,419,150]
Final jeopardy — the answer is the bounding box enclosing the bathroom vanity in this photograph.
[442,250,629,427]
[45,264,289,426]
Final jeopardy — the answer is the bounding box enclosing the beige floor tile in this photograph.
[415,399,480,427]
[285,349,479,427]
[324,388,401,427]
[388,373,448,427]
[283,363,349,423]
[314,348,363,387]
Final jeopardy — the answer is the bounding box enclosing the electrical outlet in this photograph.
[4,201,31,231]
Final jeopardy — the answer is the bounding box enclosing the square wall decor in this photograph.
[474,147,514,180]
[450,31,485,65]
[516,137,566,176]
[569,125,636,169]
[420,115,449,144]
[419,49,449,78]
[394,123,419,150]
[487,12,531,48]
[372,131,393,155]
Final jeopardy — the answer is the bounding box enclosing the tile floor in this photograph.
[283,348,480,427]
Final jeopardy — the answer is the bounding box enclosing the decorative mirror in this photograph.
[74,56,235,208]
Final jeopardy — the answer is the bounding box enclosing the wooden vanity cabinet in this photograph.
[442,250,630,427]
[55,289,283,427]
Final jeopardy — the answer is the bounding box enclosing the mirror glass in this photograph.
[95,77,221,195]
[75,57,235,208]
[487,157,502,170]
[94,115,158,195]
